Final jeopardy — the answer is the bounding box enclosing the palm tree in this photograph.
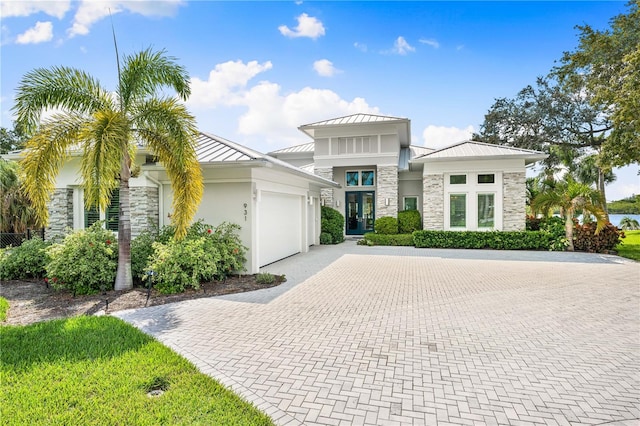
[12,48,203,290]
[0,159,37,233]
[619,217,640,230]
[532,177,606,251]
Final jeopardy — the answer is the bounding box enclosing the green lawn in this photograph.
[617,230,640,261]
[0,297,8,322]
[0,316,273,426]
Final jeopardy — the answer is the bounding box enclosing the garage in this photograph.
[258,191,302,267]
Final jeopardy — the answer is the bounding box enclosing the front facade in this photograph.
[270,113,546,235]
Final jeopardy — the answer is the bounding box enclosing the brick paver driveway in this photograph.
[115,244,640,425]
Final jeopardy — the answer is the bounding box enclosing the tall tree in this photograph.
[0,160,37,233]
[554,1,640,167]
[12,48,203,290]
[0,125,26,155]
[532,177,606,252]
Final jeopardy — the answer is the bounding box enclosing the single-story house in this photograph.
[8,113,545,273]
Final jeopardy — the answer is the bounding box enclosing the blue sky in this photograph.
[1,1,637,200]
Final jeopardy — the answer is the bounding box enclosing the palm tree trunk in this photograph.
[597,167,610,223]
[565,214,575,251]
[114,152,133,291]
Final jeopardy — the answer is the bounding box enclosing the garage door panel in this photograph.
[258,192,301,266]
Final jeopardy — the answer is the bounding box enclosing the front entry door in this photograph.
[346,192,375,235]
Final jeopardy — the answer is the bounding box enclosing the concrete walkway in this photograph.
[115,243,640,425]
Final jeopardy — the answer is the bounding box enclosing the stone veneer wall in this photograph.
[130,186,159,237]
[503,171,526,231]
[376,165,398,218]
[47,188,74,239]
[423,174,444,230]
[314,167,334,207]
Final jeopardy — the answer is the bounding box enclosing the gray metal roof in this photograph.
[269,142,315,154]
[196,132,339,187]
[300,113,408,128]
[413,140,547,164]
[399,145,436,171]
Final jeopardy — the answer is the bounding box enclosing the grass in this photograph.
[0,297,8,322]
[0,316,273,426]
[617,230,640,261]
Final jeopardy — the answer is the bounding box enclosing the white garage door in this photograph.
[258,191,301,266]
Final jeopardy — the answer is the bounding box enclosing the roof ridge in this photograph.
[300,112,408,127]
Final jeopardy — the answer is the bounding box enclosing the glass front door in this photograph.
[346,191,375,235]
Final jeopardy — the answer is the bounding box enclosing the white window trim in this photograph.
[444,172,503,231]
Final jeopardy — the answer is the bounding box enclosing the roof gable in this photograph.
[299,113,408,128]
[414,140,547,164]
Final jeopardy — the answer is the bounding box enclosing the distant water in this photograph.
[608,214,640,227]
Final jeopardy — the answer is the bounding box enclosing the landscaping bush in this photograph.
[361,233,414,246]
[413,230,553,250]
[398,210,421,234]
[45,223,117,295]
[0,238,51,280]
[203,222,247,279]
[131,231,156,285]
[573,221,624,253]
[538,216,569,251]
[256,272,275,284]
[146,237,221,294]
[374,216,398,235]
[319,232,333,245]
[526,215,542,231]
[321,207,344,244]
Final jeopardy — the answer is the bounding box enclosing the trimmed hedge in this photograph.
[413,230,553,250]
[374,216,398,235]
[398,210,421,234]
[361,233,414,246]
[321,207,344,244]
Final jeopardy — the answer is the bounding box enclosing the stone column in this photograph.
[130,186,159,237]
[503,171,526,231]
[47,188,74,239]
[423,174,444,230]
[314,166,334,207]
[376,165,398,218]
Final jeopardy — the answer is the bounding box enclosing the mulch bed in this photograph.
[0,275,284,326]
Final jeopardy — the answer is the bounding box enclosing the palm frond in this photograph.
[12,66,112,135]
[19,113,86,226]
[119,48,191,109]
[133,98,202,239]
[79,110,130,212]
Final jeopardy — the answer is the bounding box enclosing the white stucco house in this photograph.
[21,113,545,273]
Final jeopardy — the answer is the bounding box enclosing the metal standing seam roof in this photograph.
[413,140,547,162]
[399,145,436,170]
[195,132,339,187]
[269,142,315,154]
[299,113,408,128]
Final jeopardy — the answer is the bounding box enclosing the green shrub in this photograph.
[362,233,414,246]
[319,232,333,245]
[374,216,398,235]
[526,216,542,231]
[413,230,553,250]
[539,216,568,251]
[321,207,344,244]
[398,210,421,234]
[45,223,117,295]
[0,238,51,280]
[146,237,221,294]
[256,272,275,284]
[0,297,8,322]
[573,221,624,253]
[203,222,247,279]
[131,231,156,284]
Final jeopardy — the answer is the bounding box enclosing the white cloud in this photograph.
[68,0,184,37]
[387,36,415,55]
[187,60,273,107]
[419,38,440,49]
[313,59,340,77]
[354,42,367,52]
[0,0,71,18]
[16,21,53,44]
[422,125,475,149]
[186,59,379,147]
[278,13,325,39]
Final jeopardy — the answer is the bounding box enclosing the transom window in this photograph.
[346,170,375,187]
[450,175,466,184]
[478,174,495,184]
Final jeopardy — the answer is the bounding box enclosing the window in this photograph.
[450,194,466,227]
[477,194,495,228]
[450,175,466,184]
[84,188,119,231]
[404,197,418,211]
[478,174,495,184]
[345,170,375,187]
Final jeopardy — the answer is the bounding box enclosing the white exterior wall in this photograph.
[398,172,422,212]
